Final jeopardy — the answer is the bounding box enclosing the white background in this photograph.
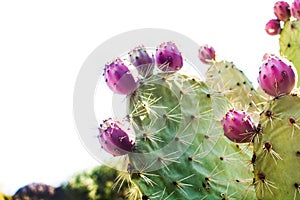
[0,0,282,195]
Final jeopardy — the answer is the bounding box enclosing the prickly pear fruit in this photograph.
[274,1,291,22]
[221,109,256,143]
[258,55,296,97]
[155,41,183,72]
[98,118,135,156]
[265,19,282,35]
[129,46,154,77]
[198,44,216,64]
[292,0,300,20]
[103,58,139,95]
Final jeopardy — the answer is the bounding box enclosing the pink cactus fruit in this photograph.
[98,118,135,156]
[258,54,296,97]
[274,1,291,22]
[265,19,282,35]
[221,109,256,143]
[129,46,154,77]
[155,41,183,72]
[292,0,300,20]
[198,44,216,64]
[103,58,139,95]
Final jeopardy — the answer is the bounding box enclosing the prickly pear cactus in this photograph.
[99,42,256,199]
[253,94,300,200]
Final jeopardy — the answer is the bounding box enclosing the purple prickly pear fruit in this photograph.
[103,58,139,95]
[98,118,135,156]
[265,19,281,35]
[198,44,216,64]
[258,55,296,97]
[129,46,154,77]
[155,41,183,72]
[274,1,291,22]
[292,0,300,20]
[221,109,256,143]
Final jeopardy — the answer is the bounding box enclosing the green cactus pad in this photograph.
[253,94,300,200]
[279,20,300,86]
[127,73,255,199]
[205,60,263,123]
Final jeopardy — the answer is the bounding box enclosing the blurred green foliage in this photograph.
[60,165,128,200]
